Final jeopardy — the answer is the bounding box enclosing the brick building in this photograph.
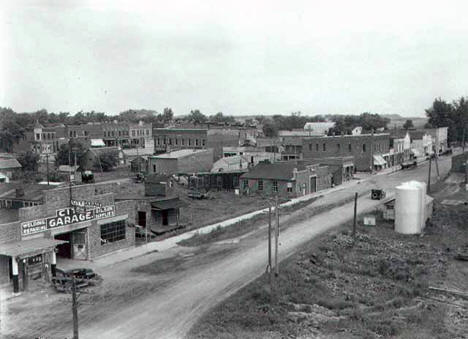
[0,183,135,292]
[153,127,246,160]
[148,149,214,175]
[240,161,332,198]
[302,133,390,172]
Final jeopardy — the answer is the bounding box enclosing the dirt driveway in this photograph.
[1,157,452,339]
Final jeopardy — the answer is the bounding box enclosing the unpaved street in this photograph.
[2,157,451,339]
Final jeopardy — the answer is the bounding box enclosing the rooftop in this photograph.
[241,160,313,181]
[152,149,209,159]
[0,158,21,169]
[0,183,56,201]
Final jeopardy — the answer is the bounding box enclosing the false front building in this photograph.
[0,183,135,293]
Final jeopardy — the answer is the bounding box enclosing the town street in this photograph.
[2,156,452,339]
[78,157,451,339]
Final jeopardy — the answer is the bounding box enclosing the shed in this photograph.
[0,158,22,182]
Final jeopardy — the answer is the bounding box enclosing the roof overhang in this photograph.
[151,198,188,210]
[0,238,67,258]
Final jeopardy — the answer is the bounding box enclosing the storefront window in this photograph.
[100,220,126,244]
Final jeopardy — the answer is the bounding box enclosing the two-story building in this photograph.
[302,133,390,172]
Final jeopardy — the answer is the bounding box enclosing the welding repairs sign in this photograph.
[21,201,116,236]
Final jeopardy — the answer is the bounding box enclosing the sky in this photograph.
[1,0,468,117]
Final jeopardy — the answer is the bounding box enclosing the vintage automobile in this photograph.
[52,268,102,292]
[134,172,145,183]
[371,189,386,200]
[401,160,417,170]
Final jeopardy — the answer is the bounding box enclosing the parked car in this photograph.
[134,172,145,183]
[371,189,386,200]
[52,268,102,292]
[401,160,417,170]
[81,170,95,183]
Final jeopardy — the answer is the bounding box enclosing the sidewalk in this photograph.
[88,178,369,268]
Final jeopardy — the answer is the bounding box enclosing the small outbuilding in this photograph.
[0,158,22,183]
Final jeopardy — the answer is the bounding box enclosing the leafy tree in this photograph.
[209,112,235,124]
[188,110,207,124]
[55,141,87,166]
[17,151,40,172]
[262,121,278,137]
[162,108,174,122]
[0,108,26,152]
[403,119,414,130]
[96,150,119,171]
[425,98,458,143]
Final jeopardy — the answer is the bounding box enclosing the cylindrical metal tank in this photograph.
[395,182,423,234]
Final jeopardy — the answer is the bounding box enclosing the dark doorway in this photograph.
[138,211,147,228]
[55,232,72,258]
[162,210,168,226]
[310,176,317,193]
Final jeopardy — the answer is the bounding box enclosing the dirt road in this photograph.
[2,157,452,339]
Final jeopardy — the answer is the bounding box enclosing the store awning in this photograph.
[91,139,105,147]
[0,238,67,258]
[411,148,422,158]
[151,198,188,211]
[373,155,387,166]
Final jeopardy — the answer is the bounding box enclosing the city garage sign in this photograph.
[21,201,116,236]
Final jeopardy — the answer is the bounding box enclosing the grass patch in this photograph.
[187,195,464,339]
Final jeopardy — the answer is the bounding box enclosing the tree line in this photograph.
[425,97,468,143]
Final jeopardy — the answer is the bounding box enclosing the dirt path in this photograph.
[2,157,452,339]
[79,158,451,339]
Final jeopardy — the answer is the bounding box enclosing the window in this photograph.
[316,144,319,152]
[348,143,352,152]
[100,220,126,244]
[287,182,293,192]
[36,133,41,140]
[132,130,136,137]
[175,138,178,145]
[258,180,263,191]
[362,144,366,152]
[181,139,185,146]
[153,164,156,172]
[195,139,199,146]
[337,143,341,152]
[243,179,248,188]
[272,180,278,192]
[309,143,312,151]
[146,129,150,135]
[202,139,206,146]
[189,139,192,146]
[168,138,172,145]
[323,143,326,151]
[156,138,160,145]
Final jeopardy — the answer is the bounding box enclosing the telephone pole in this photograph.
[274,195,279,277]
[71,277,79,339]
[352,192,358,241]
[427,155,432,193]
[46,153,50,186]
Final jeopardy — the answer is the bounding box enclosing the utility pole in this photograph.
[68,142,73,206]
[352,192,358,241]
[268,205,272,272]
[462,126,466,153]
[427,155,432,193]
[274,195,279,277]
[46,153,50,186]
[71,276,79,339]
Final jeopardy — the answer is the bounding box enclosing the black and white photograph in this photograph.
[1,1,468,338]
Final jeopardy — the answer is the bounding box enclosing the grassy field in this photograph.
[187,196,468,338]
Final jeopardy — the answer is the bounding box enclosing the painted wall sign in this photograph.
[27,254,43,265]
[21,204,116,236]
[21,219,47,236]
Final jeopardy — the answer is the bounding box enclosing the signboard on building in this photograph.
[21,203,116,236]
